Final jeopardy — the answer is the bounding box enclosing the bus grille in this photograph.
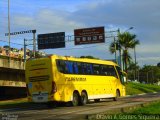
[29,75,49,82]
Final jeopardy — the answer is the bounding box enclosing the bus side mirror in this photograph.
[121,71,127,83]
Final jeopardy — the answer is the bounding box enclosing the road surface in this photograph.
[0,92,160,120]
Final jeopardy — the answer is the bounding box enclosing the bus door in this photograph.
[101,65,119,95]
[115,66,126,96]
[101,65,113,94]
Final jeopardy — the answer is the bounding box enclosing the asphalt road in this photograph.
[0,92,160,120]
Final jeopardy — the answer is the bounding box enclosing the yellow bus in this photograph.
[25,55,126,106]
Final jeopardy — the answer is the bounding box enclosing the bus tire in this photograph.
[94,99,100,102]
[113,90,120,101]
[81,91,88,105]
[72,92,79,106]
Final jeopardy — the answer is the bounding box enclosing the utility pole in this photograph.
[117,28,122,70]
[32,30,36,58]
[8,0,11,67]
[24,39,27,62]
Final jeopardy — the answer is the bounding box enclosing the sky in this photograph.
[0,0,160,67]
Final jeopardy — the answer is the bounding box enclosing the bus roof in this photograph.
[49,54,118,66]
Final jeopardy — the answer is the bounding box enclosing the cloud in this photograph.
[138,57,160,66]
[1,0,160,66]
[137,44,160,55]
[12,9,85,34]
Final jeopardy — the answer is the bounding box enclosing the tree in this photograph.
[80,56,99,59]
[139,65,160,84]
[157,62,160,67]
[29,50,46,58]
[128,62,140,81]
[118,32,140,72]
[3,45,10,49]
[109,32,140,73]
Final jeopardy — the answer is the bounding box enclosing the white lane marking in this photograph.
[138,93,146,95]
[153,92,157,93]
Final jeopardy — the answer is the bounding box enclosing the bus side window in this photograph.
[64,61,69,74]
[101,65,108,76]
[56,60,65,73]
[82,63,87,74]
[88,64,93,75]
[100,65,117,77]
[85,63,91,75]
[73,62,78,74]
[93,64,100,75]
[90,64,93,74]
[67,61,74,74]
[77,62,82,74]
[108,65,118,78]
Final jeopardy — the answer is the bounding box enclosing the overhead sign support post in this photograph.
[32,30,36,58]
[24,39,26,62]
[5,29,37,58]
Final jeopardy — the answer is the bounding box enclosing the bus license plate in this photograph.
[38,97,43,100]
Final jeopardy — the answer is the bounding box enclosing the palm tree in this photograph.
[118,32,140,72]
[109,32,140,73]
[109,39,120,63]
[122,49,132,71]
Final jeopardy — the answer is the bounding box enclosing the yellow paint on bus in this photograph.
[25,55,126,106]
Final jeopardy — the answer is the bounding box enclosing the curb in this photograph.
[125,92,158,97]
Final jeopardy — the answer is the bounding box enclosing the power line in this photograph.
[0,39,23,46]
[60,43,110,50]
[36,41,111,51]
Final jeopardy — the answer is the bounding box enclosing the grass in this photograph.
[92,86,160,120]
[131,101,160,114]
[123,101,160,120]
[0,98,27,105]
[126,82,160,95]
[0,98,30,109]
[105,102,160,120]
